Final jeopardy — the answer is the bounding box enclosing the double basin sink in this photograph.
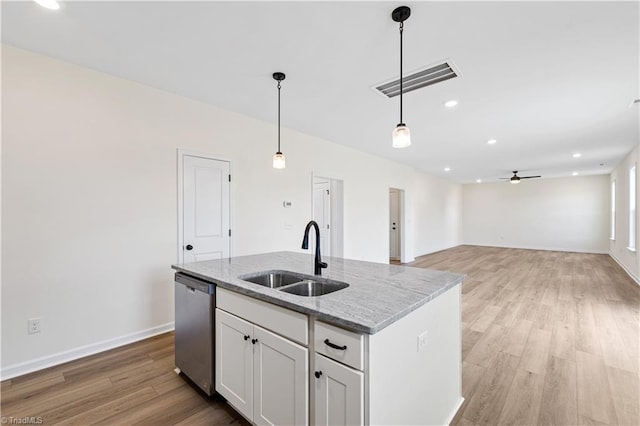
[239,270,348,297]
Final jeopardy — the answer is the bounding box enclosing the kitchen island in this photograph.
[173,251,464,425]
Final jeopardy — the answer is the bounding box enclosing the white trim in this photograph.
[0,322,175,381]
[461,242,608,255]
[311,172,345,258]
[443,397,465,426]
[177,149,233,263]
[609,252,640,286]
[627,247,637,253]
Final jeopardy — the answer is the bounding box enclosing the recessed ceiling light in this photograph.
[572,171,579,176]
[444,100,458,108]
[572,153,582,158]
[444,167,451,172]
[487,139,497,145]
[476,179,482,183]
[34,0,60,10]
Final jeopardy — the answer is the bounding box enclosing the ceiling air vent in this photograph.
[374,60,459,98]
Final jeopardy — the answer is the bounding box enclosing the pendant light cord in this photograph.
[399,21,404,124]
[277,81,281,152]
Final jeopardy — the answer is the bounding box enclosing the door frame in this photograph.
[313,179,332,257]
[311,172,344,258]
[177,148,233,263]
[389,187,405,263]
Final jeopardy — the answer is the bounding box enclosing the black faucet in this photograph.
[301,220,328,275]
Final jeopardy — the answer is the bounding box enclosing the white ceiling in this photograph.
[2,1,638,183]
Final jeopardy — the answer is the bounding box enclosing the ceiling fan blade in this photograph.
[520,176,541,179]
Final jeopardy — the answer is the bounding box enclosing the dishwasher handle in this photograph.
[175,272,215,294]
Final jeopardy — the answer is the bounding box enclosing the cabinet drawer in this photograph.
[314,321,364,370]
[217,288,308,345]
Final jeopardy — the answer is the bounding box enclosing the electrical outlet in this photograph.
[417,330,428,351]
[28,318,41,334]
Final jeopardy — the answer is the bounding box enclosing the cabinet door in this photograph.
[314,354,364,426]
[216,309,254,421]
[253,325,309,426]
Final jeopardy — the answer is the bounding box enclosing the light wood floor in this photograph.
[0,332,249,425]
[2,246,638,425]
[410,246,640,426]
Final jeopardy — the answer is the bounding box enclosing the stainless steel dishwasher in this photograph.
[174,272,215,395]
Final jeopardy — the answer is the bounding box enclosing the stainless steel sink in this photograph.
[239,271,305,288]
[239,270,349,296]
[279,279,349,297]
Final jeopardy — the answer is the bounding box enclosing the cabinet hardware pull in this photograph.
[185,244,193,251]
[251,338,258,344]
[324,339,347,350]
[244,335,250,341]
[314,371,322,379]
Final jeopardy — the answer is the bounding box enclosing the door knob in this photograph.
[185,244,193,251]
[314,371,322,379]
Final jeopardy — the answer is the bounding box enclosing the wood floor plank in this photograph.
[606,366,640,426]
[55,386,159,425]
[497,369,544,425]
[462,327,484,362]
[518,327,552,376]
[575,300,603,356]
[576,350,619,425]
[500,319,533,357]
[469,305,502,333]
[549,321,576,361]
[462,351,520,425]
[540,355,578,426]
[464,323,506,368]
[598,325,638,373]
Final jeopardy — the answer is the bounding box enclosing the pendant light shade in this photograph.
[392,124,411,148]
[272,72,286,169]
[391,6,411,148]
[273,151,286,169]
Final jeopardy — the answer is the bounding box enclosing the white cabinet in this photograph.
[216,308,309,426]
[216,285,462,426]
[253,325,308,426]
[216,309,253,419]
[314,353,364,426]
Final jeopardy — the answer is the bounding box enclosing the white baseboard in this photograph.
[444,397,464,426]
[1,322,175,381]
[461,242,608,255]
[609,252,640,286]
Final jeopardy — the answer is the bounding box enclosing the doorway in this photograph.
[389,188,403,262]
[178,150,231,263]
[312,175,344,258]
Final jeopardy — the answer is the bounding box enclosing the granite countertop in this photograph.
[172,251,464,334]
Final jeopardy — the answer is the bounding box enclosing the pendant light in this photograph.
[272,72,286,169]
[391,6,411,148]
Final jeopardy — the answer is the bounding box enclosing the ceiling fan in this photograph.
[500,171,541,184]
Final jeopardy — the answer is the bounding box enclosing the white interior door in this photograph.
[389,189,400,261]
[182,155,230,263]
[313,181,331,257]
